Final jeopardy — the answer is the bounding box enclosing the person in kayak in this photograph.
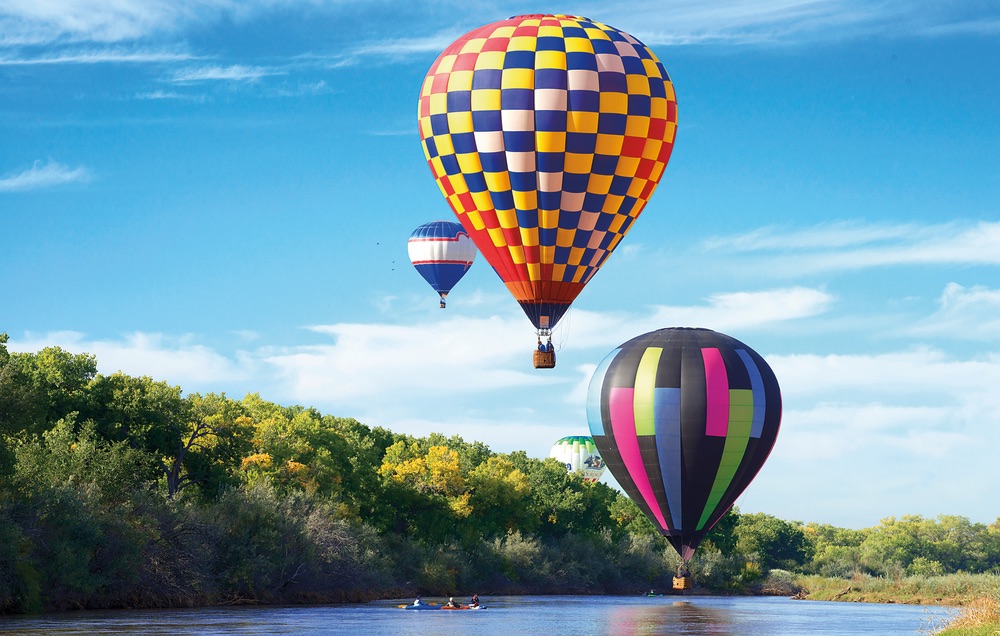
[445,597,458,608]
[470,594,480,607]
[413,596,422,606]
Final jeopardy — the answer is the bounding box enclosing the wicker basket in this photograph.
[533,349,556,369]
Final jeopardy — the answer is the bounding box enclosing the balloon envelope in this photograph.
[586,328,781,560]
[408,220,476,306]
[418,14,678,332]
[549,435,606,482]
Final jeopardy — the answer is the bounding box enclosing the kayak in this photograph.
[397,603,486,610]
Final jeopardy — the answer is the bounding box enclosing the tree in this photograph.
[85,374,252,498]
[734,512,813,571]
[467,455,533,538]
[377,442,471,540]
[704,506,741,555]
[0,345,96,437]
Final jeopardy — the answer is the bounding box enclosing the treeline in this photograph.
[1,334,998,613]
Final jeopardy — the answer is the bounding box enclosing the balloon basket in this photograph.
[672,576,692,591]
[533,349,556,369]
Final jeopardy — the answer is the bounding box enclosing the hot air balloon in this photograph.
[550,435,606,482]
[408,220,477,308]
[586,328,781,562]
[418,14,678,367]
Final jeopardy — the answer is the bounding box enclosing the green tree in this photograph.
[0,345,96,437]
[734,512,813,571]
[608,492,659,539]
[467,454,533,538]
[7,416,159,608]
[377,441,470,541]
[858,516,925,575]
[239,397,357,502]
[803,522,868,577]
[10,415,157,501]
[704,506,741,555]
[85,374,251,498]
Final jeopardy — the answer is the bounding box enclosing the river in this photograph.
[0,595,956,635]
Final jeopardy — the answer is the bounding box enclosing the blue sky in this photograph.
[3,0,999,529]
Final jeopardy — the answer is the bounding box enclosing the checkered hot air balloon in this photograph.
[418,15,678,363]
[587,328,782,561]
[408,220,477,308]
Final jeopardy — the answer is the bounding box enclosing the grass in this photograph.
[935,595,1000,635]
[789,573,1000,635]
[793,573,1000,607]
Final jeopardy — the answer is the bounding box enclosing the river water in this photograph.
[0,595,955,635]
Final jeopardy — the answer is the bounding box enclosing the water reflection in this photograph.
[0,595,955,636]
[609,600,732,636]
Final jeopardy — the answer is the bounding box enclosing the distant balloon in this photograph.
[418,14,678,359]
[549,435,606,482]
[587,328,781,560]
[408,220,477,308]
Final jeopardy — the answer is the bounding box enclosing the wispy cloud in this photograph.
[773,346,1000,402]
[0,0,196,45]
[564,286,835,350]
[350,31,465,59]
[0,47,195,65]
[170,64,282,82]
[600,0,1000,46]
[702,220,1000,274]
[134,89,206,101]
[0,160,90,192]
[907,283,1000,340]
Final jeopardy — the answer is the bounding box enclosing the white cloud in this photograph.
[11,331,254,387]
[771,346,1000,402]
[170,64,281,82]
[263,316,558,405]
[0,160,90,192]
[0,47,196,65]
[349,31,465,58]
[563,286,834,349]
[908,283,1000,340]
[745,345,1000,526]
[11,287,1000,528]
[603,0,1000,46]
[702,220,1000,274]
[134,89,206,101]
[0,0,206,44]
[2,0,995,54]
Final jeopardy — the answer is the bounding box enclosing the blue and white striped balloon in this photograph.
[408,220,477,308]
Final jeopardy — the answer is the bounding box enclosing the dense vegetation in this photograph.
[1,333,999,616]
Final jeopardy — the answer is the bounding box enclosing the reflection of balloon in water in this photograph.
[418,14,678,361]
[549,435,606,482]
[408,220,477,308]
[587,328,781,560]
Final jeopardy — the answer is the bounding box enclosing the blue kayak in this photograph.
[403,604,440,610]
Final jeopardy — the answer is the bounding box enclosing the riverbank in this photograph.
[790,573,1000,634]
[793,573,1000,607]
